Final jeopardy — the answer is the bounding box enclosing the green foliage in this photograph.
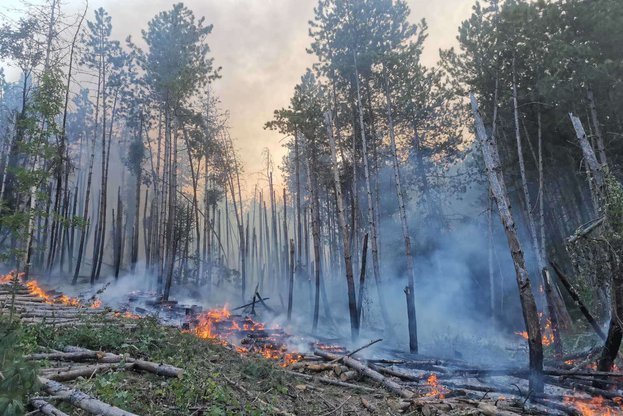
[0,320,39,416]
[22,317,285,415]
[140,3,219,108]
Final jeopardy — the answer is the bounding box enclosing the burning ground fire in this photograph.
[5,270,623,415]
[188,305,302,367]
[563,395,623,416]
[1,271,102,308]
[425,373,448,399]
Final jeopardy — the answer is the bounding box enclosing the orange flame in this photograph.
[25,280,82,307]
[113,311,141,319]
[0,271,25,284]
[563,395,623,416]
[191,306,301,367]
[425,373,447,399]
[515,316,554,346]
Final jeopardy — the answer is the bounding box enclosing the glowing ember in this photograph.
[563,395,623,416]
[514,315,554,346]
[191,306,302,367]
[425,373,447,399]
[90,298,103,308]
[0,272,17,284]
[114,311,141,319]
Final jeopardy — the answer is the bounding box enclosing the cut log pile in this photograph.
[1,281,183,416]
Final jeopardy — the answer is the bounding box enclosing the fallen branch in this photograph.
[221,373,294,416]
[46,363,135,382]
[38,377,139,416]
[29,398,70,416]
[63,346,183,378]
[285,370,375,392]
[314,350,413,398]
[328,338,382,364]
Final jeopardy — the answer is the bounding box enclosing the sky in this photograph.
[1,0,474,189]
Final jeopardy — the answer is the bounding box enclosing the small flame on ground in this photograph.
[191,305,302,367]
[425,373,447,399]
[563,395,623,416]
[1,271,101,309]
[114,311,141,319]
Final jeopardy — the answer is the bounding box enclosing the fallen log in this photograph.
[47,363,136,382]
[329,338,382,364]
[477,402,523,416]
[29,398,70,416]
[63,346,183,378]
[285,370,375,392]
[545,368,623,378]
[291,362,338,372]
[314,350,413,398]
[38,377,139,416]
[370,364,425,381]
[27,351,101,361]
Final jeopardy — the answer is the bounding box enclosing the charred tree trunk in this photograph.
[383,70,418,353]
[325,111,359,341]
[353,54,391,333]
[471,93,543,394]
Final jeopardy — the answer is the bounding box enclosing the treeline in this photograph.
[0,2,244,299]
[264,0,623,384]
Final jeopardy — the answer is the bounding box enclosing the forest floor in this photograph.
[4,281,609,416]
[1,311,408,416]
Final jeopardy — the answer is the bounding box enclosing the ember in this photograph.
[113,311,141,319]
[26,280,83,307]
[425,373,448,399]
[515,315,555,346]
[1,272,99,309]
[190,305,302,367]
[564,395,623,416]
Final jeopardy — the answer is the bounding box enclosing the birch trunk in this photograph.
[471,93,543,393]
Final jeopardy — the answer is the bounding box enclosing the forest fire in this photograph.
[563,395,623,416]
[1,271,100,308]
[425,373,447,399]
[113,311,141,319]
[515,316,555,346]
[190,305,302,367]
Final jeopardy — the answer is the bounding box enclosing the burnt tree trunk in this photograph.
[471,93,544,394]
[383,70,418,353]
[325,111,359,341]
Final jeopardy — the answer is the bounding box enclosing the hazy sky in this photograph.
[1,0,474,189]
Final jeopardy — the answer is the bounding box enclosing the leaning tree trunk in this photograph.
[471,93,544,394]
[569,113,623,384]
[512,66,570,345]
[383,71,418,353]
[325,111,359,341]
